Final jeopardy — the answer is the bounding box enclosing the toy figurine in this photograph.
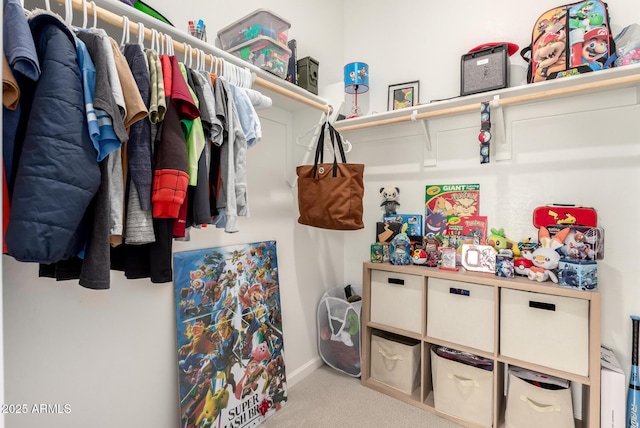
[370,243,383,263]
[523,226,571,283]
[412,248,427,265]
[379,186,400,216]
[423,235,441,267]
[487,228,521,257]
[439,247,458,271]
[514,239,536,276]
[390,224,412,266]
[425,249,439,267]
[424,212,447,238]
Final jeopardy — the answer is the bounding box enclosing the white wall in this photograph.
[150,0,345,89]
[3,1,345,427]
[4,0,640,426]
[341,0,640,391]
[343,0,640,113]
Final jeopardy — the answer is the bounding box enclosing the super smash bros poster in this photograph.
[174,241,287,428]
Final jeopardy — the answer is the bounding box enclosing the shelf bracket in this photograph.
[411,110,437,167]
[492,95,512,161]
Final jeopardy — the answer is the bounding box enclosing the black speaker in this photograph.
[460,44,509,96]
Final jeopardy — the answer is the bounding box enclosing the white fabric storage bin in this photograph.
[505,372,574,428]
[370,331,421,394]
[317,285,362,377]
[500,288,589,376]
[427,278,495,352]
[431,348,494,427]
[370,270,422,334]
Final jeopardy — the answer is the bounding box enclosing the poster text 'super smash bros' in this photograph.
[174,241,286,428]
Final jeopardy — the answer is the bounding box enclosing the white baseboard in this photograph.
[285,357,324,388]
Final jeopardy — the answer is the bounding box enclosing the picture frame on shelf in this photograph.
[388,81,419,111]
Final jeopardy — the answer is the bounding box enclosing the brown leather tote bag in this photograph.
[296,122,364,230]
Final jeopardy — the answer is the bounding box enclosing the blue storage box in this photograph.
[558,259,597,291]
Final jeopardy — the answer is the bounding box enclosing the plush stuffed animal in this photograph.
[487,228,521,257]
[379,186,400,216]
[523,226,571,283]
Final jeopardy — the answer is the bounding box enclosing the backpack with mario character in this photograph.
[520,0,615,83]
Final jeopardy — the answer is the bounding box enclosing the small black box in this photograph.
[460,44,509,96]
[297,56,319,95]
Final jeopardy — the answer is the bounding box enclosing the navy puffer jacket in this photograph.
[5,11,100,263]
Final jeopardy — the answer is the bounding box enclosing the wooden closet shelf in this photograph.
[51,0,331,114]
[334,63,640,134]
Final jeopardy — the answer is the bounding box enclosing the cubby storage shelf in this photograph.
[361,262,601,428]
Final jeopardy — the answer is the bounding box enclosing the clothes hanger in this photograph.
[223,60,231,83]
[205,53,212,73]
[81,0,88,29]
[238,67,245,88]
[64,0,73,26]
[246,68,254,88]
[90,1,97,29]
[182,42,188,64]
[120,15,130,47]
[137,22,145,48]
[44,0,50,11]
[150,28,157,52]
[242,67,251,88]
[158,33,164,55]
[166,34,173,56]
[217,58,224,76]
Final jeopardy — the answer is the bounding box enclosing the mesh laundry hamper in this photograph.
[317,285,362,377]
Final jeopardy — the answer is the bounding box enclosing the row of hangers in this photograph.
[29,0,254,88]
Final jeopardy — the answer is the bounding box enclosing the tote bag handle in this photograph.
[329,123,348,164]
[312,122,348,178]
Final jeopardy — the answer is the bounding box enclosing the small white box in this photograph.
[427,278,495,352]
[431,348,494,427]
[370,270,422,334]
[505,372,574,428]
[370,332,421,395]
[500,288,589,376]
[601,346,626,428]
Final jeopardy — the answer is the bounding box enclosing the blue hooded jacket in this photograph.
[5,11,100,263]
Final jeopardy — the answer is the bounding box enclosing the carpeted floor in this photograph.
[261,365,464,428]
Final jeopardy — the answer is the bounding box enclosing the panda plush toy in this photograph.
[379,186,400,216]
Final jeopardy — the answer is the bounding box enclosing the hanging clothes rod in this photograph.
[51,0,331,114]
